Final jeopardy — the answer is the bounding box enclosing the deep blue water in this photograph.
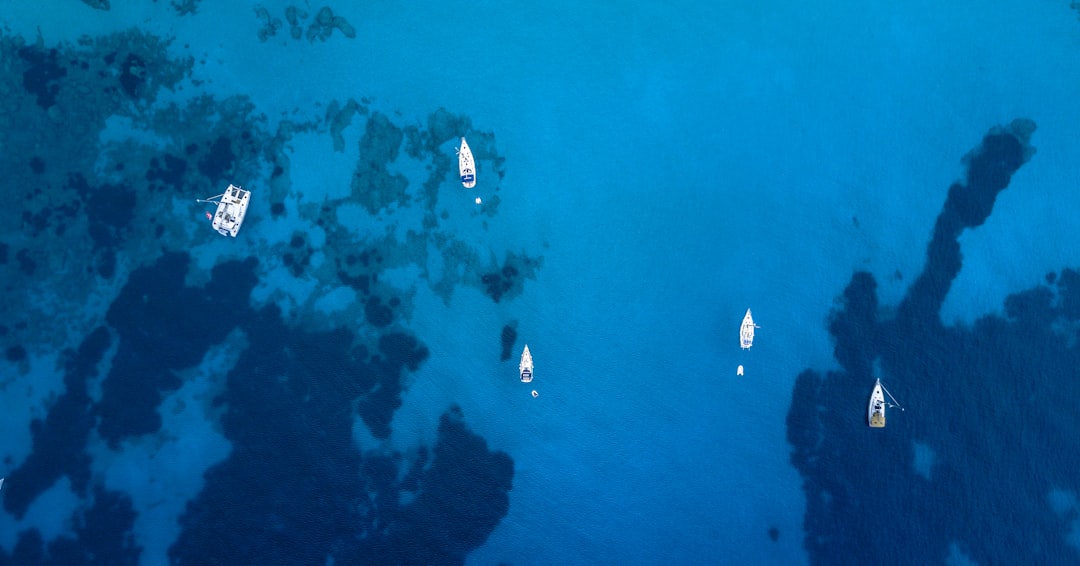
[3,2,1080,565]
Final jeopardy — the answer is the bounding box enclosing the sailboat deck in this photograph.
[870,411,885,428]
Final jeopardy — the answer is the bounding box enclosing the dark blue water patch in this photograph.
[96,249,117,279]
[96,252,258,447]
[2,326,111,519]
[338,270,370,294]
[357,405,514,565]
[196,136,235,185]
[480,252,541,303]
[351,111,409,214]
[364,296,394,327]
[14,249,36,276]
[146,153,188,192]
[1,485,141,566]
[336,248,388,295]
[29,156,45,174]
[4,344,26,362]
[170,305,487,565]
[785,120,1080,564]
[500,321,518,361]
[417,107,472,153]
[1054,268,1080,320]
[64,173,135,251]
[118,53,145,98]
[20,207,52,237]
[481,267,515,303]
[356,332,429,439]
[80,0,110,11]
[282,238,312,277]
[17,46,67,109]
[166,303,510,562]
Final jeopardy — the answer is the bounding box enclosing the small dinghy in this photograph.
[197,184,251,237]
[457,137,476,188]
[519,344,533,383]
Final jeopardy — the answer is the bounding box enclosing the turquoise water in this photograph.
[2,2,1080,564]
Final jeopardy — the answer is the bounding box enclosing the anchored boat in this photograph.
[197,184,251,237]
[519,344,533,382]
[868,378,904,428]
[868,379,886,428]
[740,309,759,349]
[457,137,476,188]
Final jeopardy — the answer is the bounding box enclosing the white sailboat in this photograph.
[197,184,251,237]
[457,137,476,188]
[868,379,886,428]
[868,378,904,428]
[519,344,533,383]
[740,309,759,349]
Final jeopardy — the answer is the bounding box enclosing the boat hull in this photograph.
[519,344,533,382]
[740,309,756,349]
[458,137,476,188]
[868,380,886,428]
[210,184,250,237]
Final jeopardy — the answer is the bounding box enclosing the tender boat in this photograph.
[197,184,251,237]
[519,344,533,382]
[457,137,476,188]
[740,309,759,349]
[737,365,744,376]
[868,378,886,428]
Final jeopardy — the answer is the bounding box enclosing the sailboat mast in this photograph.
[880,382,904,411]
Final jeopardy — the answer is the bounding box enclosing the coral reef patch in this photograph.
[0,16,532,562]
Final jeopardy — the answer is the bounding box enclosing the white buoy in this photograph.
[475,197,482,204]
[737,365,744,376]
[531,390,538,398]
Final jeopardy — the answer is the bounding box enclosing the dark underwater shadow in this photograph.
[786,119,1080,564]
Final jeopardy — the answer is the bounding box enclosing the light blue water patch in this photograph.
[912,440,935,480]
[947,543,981,566]
[314,286,358,315]
[0,477,79,550]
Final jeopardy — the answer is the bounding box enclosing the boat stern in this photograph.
[869,411,885,428]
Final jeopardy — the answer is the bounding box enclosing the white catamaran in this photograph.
[457,137,476,188]
[740,309,759,349]
[519,344,533,383]
[197,184,251,237]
